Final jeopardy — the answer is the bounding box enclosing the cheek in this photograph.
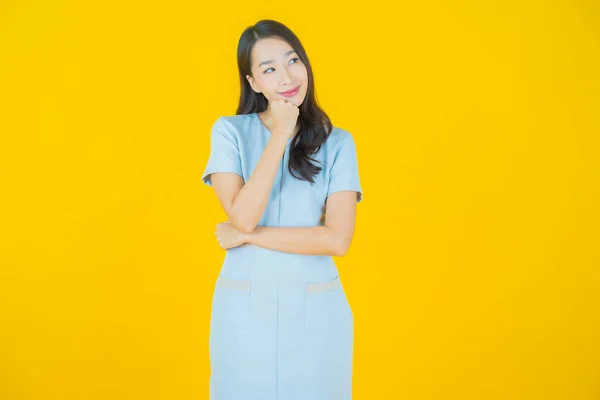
[301,65,309,78]
[255,77,270,90]
[261,80,279,97]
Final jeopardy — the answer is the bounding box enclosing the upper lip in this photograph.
[280,85,300,94]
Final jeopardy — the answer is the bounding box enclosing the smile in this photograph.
[280,86,300,97]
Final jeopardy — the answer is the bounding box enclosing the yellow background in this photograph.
[1,1,599,399]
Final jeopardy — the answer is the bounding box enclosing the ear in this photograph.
[246,74,261,94]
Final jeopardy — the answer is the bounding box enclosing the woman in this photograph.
[201,19,363,400]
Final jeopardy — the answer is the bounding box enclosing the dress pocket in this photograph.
[305,276,353,330]
[211,276,251,329]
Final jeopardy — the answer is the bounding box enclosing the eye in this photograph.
[263,58,301,74]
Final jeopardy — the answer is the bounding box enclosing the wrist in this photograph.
[243,226,263,244]
[242,230,255,245]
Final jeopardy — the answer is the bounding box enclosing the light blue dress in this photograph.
[201,112,363,400]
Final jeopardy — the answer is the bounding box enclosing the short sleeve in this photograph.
[201,117,243,186]
[326,134,363,203]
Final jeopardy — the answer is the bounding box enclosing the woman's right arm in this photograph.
[210,132,288,233]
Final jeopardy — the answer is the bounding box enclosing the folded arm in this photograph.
[244,190,358,256]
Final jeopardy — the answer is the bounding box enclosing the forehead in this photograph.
[252,37,295,67]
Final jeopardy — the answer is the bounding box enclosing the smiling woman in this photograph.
[202,19,363,400]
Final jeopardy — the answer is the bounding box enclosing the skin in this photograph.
[210,37,358,256]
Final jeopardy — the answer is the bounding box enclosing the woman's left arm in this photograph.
[246,190,358,256]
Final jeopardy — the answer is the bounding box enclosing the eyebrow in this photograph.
[258,50,297,68]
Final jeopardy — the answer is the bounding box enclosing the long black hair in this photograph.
[235,19,332,184]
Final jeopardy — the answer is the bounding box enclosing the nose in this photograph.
[280,67,292,85]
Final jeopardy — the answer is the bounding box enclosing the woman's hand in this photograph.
[214,221,250,250]
[267,99,300,141]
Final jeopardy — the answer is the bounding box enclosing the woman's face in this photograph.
[246,37,308,108]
